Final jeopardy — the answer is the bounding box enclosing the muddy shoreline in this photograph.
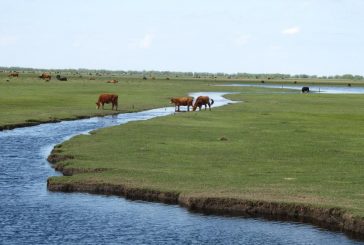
[47,149,364,240]
[0,111,122,131]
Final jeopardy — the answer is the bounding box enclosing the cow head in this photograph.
[96,102,100,109]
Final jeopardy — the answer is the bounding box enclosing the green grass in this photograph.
[48,90,364,217]
[2,72,363,216]
[1,72,363,128]
[0,73,229,127]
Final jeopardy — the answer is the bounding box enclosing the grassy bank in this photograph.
[47,90,364,218]
[0,73,231,128]
[2,72,363,129]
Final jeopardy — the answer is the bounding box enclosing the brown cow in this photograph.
[39,72,51,80]
[8,72,19,77]
[107,79,118,84]
[96,93,118,110]
[170,97,193,112]
[192,96,214,111]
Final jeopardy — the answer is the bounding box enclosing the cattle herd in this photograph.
[96,86,310,112]
[95,94,215,112]
[3,72,311,111]
[169,96,215,112]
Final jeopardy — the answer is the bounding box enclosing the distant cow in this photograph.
[107,79,118,84]
[8,72,19,77]
[56,75,67,81]
[301,87,310,93]
[96,93,118,110]
[39,72,51,80]
[192,96,214,111]
[170,97,194,112]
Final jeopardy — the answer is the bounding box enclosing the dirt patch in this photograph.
[47,181,179,204]
[47,153,74,165]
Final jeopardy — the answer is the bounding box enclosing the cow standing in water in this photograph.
[301,87,310,93]
[170,97,194,112]
[192,96,214,111]
[96,94,118,110]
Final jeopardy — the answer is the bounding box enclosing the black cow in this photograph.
[302,87,309,93]
[56,75,68,81]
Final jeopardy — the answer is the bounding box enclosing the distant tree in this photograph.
[342,74,354,79]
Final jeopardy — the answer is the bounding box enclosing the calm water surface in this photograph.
[0,92,362,244]
[219,83,364,94]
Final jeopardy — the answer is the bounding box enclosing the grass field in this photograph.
[0,73,222,127]
[2,72,364,217]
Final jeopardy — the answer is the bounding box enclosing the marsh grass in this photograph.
[47,89,364,216]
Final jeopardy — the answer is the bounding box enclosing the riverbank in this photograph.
[0,114,121,131]
[0,75,232,129]
[47,157,364,237]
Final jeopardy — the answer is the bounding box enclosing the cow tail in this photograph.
[210,99,214,105]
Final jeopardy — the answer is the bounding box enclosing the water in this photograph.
[219,83,364,94]
[0,92,362,244]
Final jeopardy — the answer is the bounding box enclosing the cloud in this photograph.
[282,27,300,35]
[0,35,18,46]
[234,34,252,46]
[72,40,82,48]
[139,33,155,49]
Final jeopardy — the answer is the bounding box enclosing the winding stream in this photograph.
[0,92,362,244]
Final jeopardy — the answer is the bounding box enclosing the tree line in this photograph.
[1,66,363,80]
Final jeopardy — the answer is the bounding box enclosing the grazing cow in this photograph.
[39,72,51,80]
[107,79,118,84]
[56,75,67,81]
[8,72,19,77]
[301,87,310,93]
[192,96,214,111]
[170,97,194,112]
[96,93,118,110]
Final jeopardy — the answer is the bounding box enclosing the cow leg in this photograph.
[177,105,180,112]
[208,103,211,111]
[187,105,190,112]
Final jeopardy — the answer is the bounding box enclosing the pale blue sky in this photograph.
[1,0,363,75]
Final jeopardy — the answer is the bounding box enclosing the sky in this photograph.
[1,0,363,75]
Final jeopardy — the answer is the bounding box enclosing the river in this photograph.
[217,84,364,94]
[0,92,362,244]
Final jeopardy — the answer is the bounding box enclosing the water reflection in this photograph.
[218,84,364,94]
